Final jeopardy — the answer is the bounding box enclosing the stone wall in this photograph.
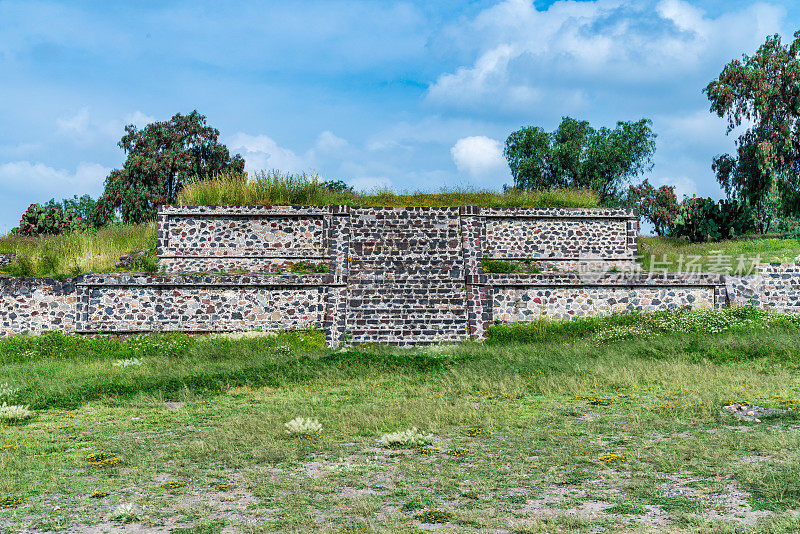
[0,277,78,336]
[3,207,800,345]
[77,273,329,333]
[157,206,330,274]
[727,263,800,313]
[487,273,725,323]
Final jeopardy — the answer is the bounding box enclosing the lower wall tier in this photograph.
[0,269,792,344]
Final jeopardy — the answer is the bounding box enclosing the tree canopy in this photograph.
[503,117,656,204]
[98,111,244,223]
[705,31,800,218]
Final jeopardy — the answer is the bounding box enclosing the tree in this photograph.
[503,117,656,204]
[99,111,245,223]
[626,180,680,237]
[705,32,800,222]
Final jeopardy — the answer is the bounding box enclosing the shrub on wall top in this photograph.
[13,204,85,237]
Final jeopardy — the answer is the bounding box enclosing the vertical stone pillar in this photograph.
[325,206,350,346]
[461,206,490,341]
[328,205,350,283]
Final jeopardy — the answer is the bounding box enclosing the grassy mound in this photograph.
[0,224,156,279]
[177,171,599,208]
[638,235,800,274]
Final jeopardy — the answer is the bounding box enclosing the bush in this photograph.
[672,197,755,243]
[14,204,85,237]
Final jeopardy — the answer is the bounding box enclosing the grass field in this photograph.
[2,308,800,533]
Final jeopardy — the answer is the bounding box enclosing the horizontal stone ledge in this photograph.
[159,253,328,259]
[481,272,726,286]
[481,255,636,261]
[480,208,636,218]
[159,205,341,216]
[78,273,339,287]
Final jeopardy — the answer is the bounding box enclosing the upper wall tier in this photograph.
[157,206,639,274]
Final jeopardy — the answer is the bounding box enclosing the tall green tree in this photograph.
[625,180,680,237]
[705,32,800,222]
[98,111,245,223]
[503,117,656,204]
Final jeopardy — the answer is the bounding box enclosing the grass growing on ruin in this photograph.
[0,223,157,279]
[2,309,800,532]
[177,170,600,208]
[638,235,800,274]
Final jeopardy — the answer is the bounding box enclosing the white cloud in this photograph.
[314,131,349,154]
[0,160,109,197]
[451,136,508,180]
[55,107,157,146]
[427,0,785,115]
[226,133,308,173]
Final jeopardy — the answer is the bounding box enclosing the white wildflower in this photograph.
[110,502,140,523]
[112,358,143,368]
[379,427,433,448]
[284,417,322,435]
[0,403,33,422]
[0,383,19,400]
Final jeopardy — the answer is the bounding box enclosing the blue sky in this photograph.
[1,0,798,231]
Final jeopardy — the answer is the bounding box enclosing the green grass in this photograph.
[3,309,800,531]
[639,235,800,274]
[177,170,600,208]
[0,223,157,278]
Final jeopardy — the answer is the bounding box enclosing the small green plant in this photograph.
[605,502,647,515]
[290,261,328,273]
[379,427,433,448]
[90,491,109,499]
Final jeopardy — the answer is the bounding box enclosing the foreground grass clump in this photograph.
[639,235,800,274]
[2,309,800,531]
[0,223,156,278]
[177,170,599,208]
[379,427,433,448]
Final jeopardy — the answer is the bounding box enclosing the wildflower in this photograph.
[90,491,109,498]
[85,452,124,467]
[415,509,454,524]
[445,448,468,457]
[162,481,186,490]
[0,495,22,508]
[414,445,440,455]
[597,453,627,464]
[462,427,491,437]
